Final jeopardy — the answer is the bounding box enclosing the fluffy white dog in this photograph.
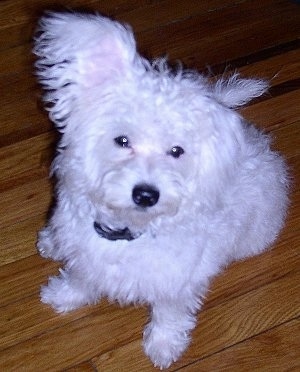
[34,12,289,369]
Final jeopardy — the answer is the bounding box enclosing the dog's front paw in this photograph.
[37,226,57,259]
[37,226,68,261]
[41,271,89,313]
[143,323,190,369]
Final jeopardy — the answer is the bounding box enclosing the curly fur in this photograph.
[34,11,289,369]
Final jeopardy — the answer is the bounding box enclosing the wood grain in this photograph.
[180,319,300,371]
[91,270,300,371]
[0,1,299,371]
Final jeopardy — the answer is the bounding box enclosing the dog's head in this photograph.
[34,12,268,235]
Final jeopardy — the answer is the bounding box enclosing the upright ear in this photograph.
[33,11,143,127]
[212,73,269,108]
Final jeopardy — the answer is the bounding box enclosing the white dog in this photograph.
[34,12,289,369]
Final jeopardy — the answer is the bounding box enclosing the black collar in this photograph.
[94,221,136,241]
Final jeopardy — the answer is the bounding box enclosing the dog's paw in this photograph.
[37,227,57,259]
[37,226,68,261]
[41,272,88,313]
[143,323,190,369]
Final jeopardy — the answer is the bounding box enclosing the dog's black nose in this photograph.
[132,184,160,207]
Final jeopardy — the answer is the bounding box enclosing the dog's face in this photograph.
[67,76,213,232]
[34,12,268,233]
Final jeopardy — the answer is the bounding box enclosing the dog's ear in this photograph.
[212,73,269,108]
[33,12,142,127]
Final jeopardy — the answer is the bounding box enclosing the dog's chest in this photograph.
[87,233,200,301]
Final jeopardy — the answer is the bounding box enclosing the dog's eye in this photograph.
[114,136,130,148]
[167,146,185,158]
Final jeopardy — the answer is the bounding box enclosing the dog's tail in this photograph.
[212,73,269,108]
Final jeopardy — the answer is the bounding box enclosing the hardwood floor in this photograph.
[0,0,299,370]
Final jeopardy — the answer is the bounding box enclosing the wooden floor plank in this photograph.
[0,303,147,371]
[180,319,300,371]
[0,0,240,50]
[0,0,163,50]
[238,48,300,84]
[0,178,52,229]
[1,1,300,75]
[135,0,300,67]
[0,132,54,188]
[0,73,50,146]
[271,121,300,161]
[64,360,97,372]
[241,91,300,131]
[0,295,129,352]
[91,270,299,371]
[210,40,300,76]
[0,214,45,266]
[0,255,58,307]
[0,269,298,371]
[116,0,240,33]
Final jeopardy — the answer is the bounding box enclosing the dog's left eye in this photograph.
[167,146,185,158]
[114,136,130,148]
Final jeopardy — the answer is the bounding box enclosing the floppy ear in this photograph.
[212,73,269,108]
[33,12,142,128]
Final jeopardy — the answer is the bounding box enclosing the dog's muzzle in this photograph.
[94,184,159,241]
[94,221,136,241]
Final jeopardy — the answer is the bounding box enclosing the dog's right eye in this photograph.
[114,136,130,148]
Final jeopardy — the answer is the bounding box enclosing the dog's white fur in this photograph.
[34,12,289,369]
